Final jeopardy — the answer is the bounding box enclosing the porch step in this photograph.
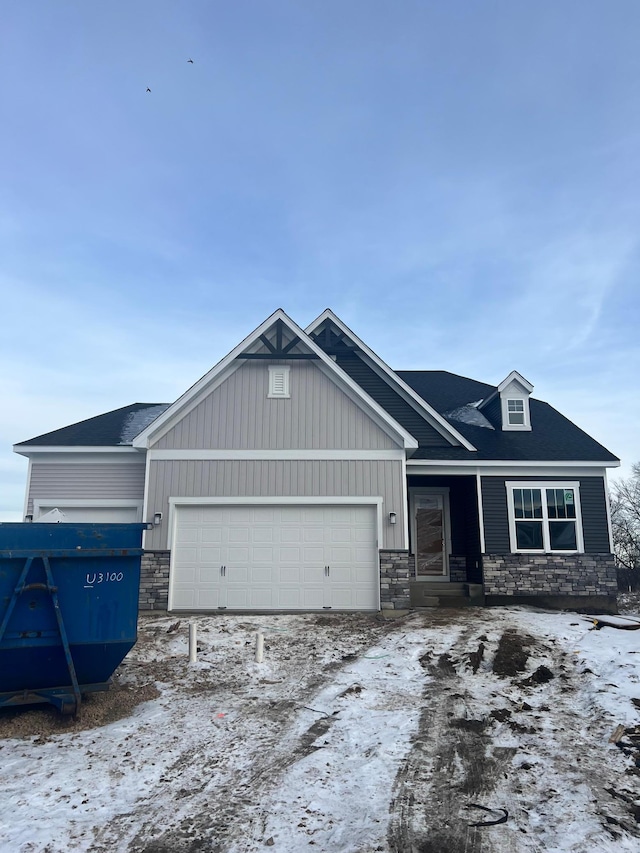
[410,582,485,609]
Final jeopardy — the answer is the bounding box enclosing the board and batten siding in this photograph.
[146,458,405,550]
[480,476,611,554]
[27,462,146,515]
[153,362,399,451]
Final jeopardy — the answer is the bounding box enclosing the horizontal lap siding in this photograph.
[27,463,146,514]
[481,476,611,554]
[146,459,405,550]
[154,362,397,450]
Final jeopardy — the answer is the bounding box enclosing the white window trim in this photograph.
[268,365,290,398]
[506,481,584,553]
[501,395,531,431]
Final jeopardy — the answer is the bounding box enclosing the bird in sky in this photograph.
[146,87,151,92]
[187,58,194,63]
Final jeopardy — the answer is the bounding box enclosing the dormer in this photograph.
[479,371,533,431]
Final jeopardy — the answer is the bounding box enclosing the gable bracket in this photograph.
[237,320,319,359]
[310,325,361,355]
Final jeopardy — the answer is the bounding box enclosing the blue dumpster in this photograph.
[0,523,146,714]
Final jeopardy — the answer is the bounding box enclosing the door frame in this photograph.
[409,487,451,582]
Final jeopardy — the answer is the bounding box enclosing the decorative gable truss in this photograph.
[132,310,420,453]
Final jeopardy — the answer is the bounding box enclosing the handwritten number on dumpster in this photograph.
[84,571,124,589]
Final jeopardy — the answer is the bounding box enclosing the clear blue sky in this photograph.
[1,1,638,519]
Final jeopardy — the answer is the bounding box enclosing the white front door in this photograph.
[410,490,450,581]
[170,504,379,611]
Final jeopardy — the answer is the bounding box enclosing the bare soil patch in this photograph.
[492,629,534,677]
[0,681,160,739]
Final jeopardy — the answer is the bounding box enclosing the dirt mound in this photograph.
[492,629,534,676]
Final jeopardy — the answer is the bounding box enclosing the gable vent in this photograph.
[268,365,290,398]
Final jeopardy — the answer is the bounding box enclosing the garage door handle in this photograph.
[220,565,226,577]
[325,565,330,577]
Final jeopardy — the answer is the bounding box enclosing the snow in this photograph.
[118,405,170,445]
[1,607,640,852]
[444,405,495,429]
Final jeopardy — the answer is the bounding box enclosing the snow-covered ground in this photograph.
[1,605,640,852]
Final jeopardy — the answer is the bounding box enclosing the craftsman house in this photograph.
[14,309,620,612]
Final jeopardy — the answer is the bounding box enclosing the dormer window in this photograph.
[478,370,533,432]
[507,399,525,425]
[268,365,290,398]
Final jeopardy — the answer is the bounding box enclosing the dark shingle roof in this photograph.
[16,403,170,447]
[396,371,619,463]
[14,367,619,464]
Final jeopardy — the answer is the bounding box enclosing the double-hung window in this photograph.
[507,399,525,425]
[507,482,583,553]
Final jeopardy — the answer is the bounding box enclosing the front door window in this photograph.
[415,495,446,578]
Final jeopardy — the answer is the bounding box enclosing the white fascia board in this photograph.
[133,308,418,451]
[13,445,143,460]
[148,449,406,461]
[406,460,617,477]
[306,309,476,451]
[497,370,534,394]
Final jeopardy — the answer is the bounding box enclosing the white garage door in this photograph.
[35,505,141,523]
[170,504,379,611]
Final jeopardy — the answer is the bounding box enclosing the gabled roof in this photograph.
[14,404,170,451]
[397,371,619,463]
[306,309,476,452]
[479,369,534,409]
[132,309,419,450]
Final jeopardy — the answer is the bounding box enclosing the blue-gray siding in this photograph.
[481,476,611,553]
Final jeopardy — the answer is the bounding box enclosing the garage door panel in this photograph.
[175,527,200,544]
[252,528,274,543]
[172,589,196,608]
[229,528,250,542]
[170,503,378,611]
[250,567,274,583]
[281,528,302,543]
[279,567,302,583]
[302,508,325,523]
[329,567,352,583]
[303,528,325,543]
[198,546,223,562]
[174,566,197,584]
[228,566,249,583]
[302,587,326,608]
[201,528,223,544]
[251,547,274,562]
[173,545,199,563]
[279,547,302,563]
[327,547,352,563]
[303,548,325,565]
[227,547,250,562]
[276,588,302,608]
[197,567,220,583]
